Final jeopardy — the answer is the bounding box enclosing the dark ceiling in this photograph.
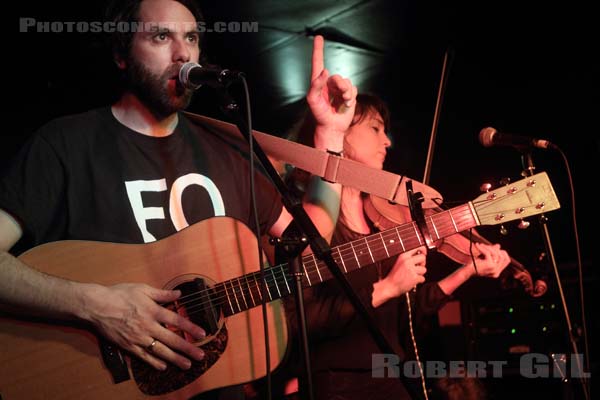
[9,1,598,286]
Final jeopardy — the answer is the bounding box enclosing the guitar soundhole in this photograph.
[131,275,229,396]
[171,278,222,336]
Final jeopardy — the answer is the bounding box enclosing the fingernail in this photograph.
[182,360,192,370]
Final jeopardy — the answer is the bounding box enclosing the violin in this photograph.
[363,191,547,297]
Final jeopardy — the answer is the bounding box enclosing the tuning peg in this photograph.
[500,225,508,235]
[480,182,499,200]
[499,177,511,186]
[518,219,530,229]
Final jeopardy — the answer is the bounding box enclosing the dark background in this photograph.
[9,0,598,397]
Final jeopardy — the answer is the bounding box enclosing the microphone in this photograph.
[178,62,244,89]
[479,127,556,150]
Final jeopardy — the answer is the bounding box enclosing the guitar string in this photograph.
[163,193,520,308]
[171,196,533,316]
[177,235,423,317]
[161,205,484,311]
[159,205,485,313]
[161,214,432,308]
[164,201,484,306]
[159,221,427,311]
[179,234,425,316]
[174,193,532,312]
[160,204,485,311]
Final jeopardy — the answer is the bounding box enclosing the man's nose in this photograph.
[172,39,191,63]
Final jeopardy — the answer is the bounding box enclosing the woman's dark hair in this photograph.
[292,93,391,147]
[352,93,391,135]
[104,0,205,61]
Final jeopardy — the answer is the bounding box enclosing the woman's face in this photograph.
[344,111,391,169]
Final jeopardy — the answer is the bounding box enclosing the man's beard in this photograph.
[125,59,194,117]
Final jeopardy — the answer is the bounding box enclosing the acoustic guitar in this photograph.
[0,172,559,399]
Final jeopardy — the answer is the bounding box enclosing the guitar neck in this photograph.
[214,202,477,317]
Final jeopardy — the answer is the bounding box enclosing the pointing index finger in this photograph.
[311,35,324,81]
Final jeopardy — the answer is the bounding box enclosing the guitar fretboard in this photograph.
[213,203,477,316]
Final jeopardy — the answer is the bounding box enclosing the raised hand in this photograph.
[306,35,358,149]
[81,283,206,371]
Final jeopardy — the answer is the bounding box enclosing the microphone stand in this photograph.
[271,223,313,400]
[214,83,423,400]
[521,151,590,400]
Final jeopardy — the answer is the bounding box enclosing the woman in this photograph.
[281,94,510,399]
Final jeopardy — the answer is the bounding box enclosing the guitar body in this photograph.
[0,217,288,400]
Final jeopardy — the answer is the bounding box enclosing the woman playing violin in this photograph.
[282,94,511,400]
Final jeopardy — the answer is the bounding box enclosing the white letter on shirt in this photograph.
[125,179,167,243]
[170,173,225,231]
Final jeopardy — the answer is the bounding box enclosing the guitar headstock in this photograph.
[472,172,560,226]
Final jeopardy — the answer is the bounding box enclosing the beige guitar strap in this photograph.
[184,112,442,207]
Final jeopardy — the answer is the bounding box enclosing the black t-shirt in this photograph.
[0,107,283,250]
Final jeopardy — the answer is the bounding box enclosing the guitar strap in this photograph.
[183,112,442,207]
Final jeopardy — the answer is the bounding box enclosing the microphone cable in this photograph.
[241,75,274,400]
